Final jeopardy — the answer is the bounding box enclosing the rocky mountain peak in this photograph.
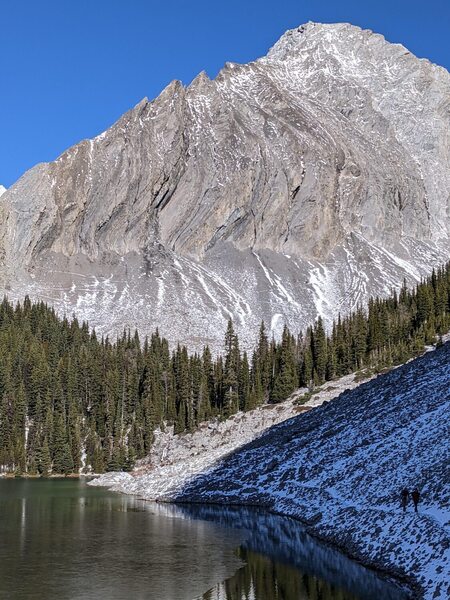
[266,22,394,61]
[0,24,449,351]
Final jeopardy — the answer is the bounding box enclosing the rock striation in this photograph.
[1,23,449,349]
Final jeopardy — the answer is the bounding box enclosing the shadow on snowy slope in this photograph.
[173,342,450,600]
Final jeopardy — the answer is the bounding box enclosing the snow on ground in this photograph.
[89,370,374,499]
[174,342,450,600]
[0,185,6,197]
[90,339,450,599]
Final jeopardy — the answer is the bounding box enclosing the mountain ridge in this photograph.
[0,22,449,350]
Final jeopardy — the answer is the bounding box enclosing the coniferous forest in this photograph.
[0,263,449,476]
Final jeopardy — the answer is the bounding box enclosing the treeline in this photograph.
[0,262,449,475]
[269,263,450,400]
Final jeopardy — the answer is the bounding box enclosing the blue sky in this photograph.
[1,0,449,187]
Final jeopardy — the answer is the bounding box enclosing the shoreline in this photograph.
[90,481,417,598]
[88,477,419,598]
[0,473,99,480]
[84,477,417,599]
[168,497,419,599]
[2,471,418,598]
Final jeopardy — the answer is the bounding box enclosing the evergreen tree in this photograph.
[239,351,251,411]
[52,413,74,475]
[223,320,240,417]
[311,316,327,383]
[38,437,52,477]
[271,326,297,403]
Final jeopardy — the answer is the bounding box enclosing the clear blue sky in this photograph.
[1,0,449,187]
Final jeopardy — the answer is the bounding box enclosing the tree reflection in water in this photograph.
[204,547,360,600]
[180,505,412,600]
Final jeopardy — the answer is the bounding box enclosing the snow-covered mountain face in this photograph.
[1,22,449,350]
[0,185,6,197]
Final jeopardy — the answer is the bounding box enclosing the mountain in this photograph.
[0,185,6,197]
[1,22,449,349]
[173,341,450,600]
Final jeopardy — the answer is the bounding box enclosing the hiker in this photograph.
[401,487,409,512]
[411,488,420,513]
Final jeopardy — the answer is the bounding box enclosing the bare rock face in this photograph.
[0,22,449,350]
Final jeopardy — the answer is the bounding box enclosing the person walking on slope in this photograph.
[401,488,409,512]
[411,488,420,513]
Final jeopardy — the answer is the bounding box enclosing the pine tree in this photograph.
[300,329,314,387]
[255,321,271,401]
[311,316,327,383]
[271,326,297,403]
[52,413,74,475]
[38,437,52,477]
[239,351,251,411]
[223,320,240,417]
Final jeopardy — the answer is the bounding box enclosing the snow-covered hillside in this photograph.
[0,185,6,197]
[89,370,373,498]
[172,342,450,599]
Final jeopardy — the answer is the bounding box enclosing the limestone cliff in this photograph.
[1,23,449,349]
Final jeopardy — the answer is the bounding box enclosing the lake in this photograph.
[0,479,411,600]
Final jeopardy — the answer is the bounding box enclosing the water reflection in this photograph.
[205,548,360,600]
[0,479,242,600]
[0,480,411,600]
[179,505,411,600]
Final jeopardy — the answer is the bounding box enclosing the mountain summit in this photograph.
[0,23,449,349]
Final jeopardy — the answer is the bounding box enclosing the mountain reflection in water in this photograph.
[179,505,411,600]
[0,480,411,600]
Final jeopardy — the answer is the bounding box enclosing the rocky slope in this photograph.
[172,341,450,600]
[89,370,369,499]
[1,23,450,349]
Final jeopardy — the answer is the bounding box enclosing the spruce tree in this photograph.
[38,437,52,477]
[271,326,297,403]
[223,319,240,417]
[311,316,327,383]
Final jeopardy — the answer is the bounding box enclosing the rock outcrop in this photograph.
[1,23,449,349]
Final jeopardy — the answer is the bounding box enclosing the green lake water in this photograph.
[0,479,411,600]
